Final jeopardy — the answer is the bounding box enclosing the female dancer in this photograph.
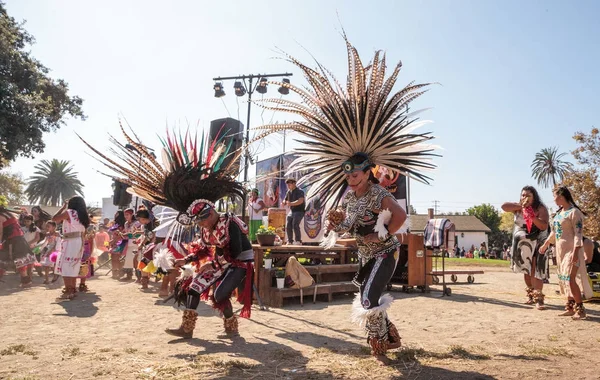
[52,196,90,301]
[502,186,550,310]
[109,210,126,279]
[327,153,405,360]
[540,186,592,319]
[253,34,438,361]
[0,206,36,286]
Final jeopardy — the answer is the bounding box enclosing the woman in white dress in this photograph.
[52,196,90,301]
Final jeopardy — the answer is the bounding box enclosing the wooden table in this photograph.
[252,244,359,307]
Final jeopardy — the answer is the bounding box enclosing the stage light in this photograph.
[234,81,246,97]
[256,77,268,94]
[213,82,225,98]
[278,78,290,95]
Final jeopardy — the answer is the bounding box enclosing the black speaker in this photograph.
[209,118,244,171]
[112,180,132,207]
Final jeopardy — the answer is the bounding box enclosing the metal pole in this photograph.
[241,77,253,219]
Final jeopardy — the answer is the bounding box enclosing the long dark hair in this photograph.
[31,206,51,222]
[24,215,37,232]
[114,210,126,227]
[521,185,544,210]
[67,196,90,228]
[347,153,380,184]
[554,186,587,215]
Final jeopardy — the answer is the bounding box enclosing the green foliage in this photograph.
[499,212,514,232]
[0,4,85,167]
[467,203,508,249]
[530,147,573,188]
[408,204,417,215]
[466,203,501,231]
[25,159,83,206]
[0,170,25,204]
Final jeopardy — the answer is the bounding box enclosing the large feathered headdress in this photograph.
[254,33,438,206]
[77,122,245,229]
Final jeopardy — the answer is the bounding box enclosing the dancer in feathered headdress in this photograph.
[78,122,254,339]
[254,33,439,361]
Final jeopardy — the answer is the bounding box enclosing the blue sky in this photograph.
[4,0,599,213]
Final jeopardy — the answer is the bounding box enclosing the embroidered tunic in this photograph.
[335,184,400,261]
[547,207,593,299]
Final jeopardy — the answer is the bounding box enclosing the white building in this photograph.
[410,214,491,251]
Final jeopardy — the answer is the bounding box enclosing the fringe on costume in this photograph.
[350,293,394,328]
[320,231,339,249]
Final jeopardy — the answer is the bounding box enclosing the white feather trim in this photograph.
[178,265,194,280]
[153,248,175,271]
[374,209,411,237]
[320,231,339,249]
[350,293,394,328]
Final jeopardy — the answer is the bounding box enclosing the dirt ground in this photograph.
[1,265,599,380]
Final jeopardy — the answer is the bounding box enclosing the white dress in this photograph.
[55,210,85,277]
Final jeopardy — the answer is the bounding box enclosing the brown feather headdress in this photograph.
[253,33,439,206]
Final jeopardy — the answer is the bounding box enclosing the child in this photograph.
[39,221,61,284]
[77,226,97,292]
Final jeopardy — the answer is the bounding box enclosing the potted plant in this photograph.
[264,249,272,269]
[275,268,286,289]
[256,225,277,246]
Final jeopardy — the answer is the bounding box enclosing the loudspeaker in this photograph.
[112,180,132,207]
[209,117,244,171]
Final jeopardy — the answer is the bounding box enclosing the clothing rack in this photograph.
[423,217,455,297]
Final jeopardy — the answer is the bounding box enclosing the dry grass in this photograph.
[519,344,573,358]
[0,344,38,359]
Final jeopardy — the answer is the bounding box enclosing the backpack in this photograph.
[284,256,315,289]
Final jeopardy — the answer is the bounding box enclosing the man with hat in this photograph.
[283,178,305,245]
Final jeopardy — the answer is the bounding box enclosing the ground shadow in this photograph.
[53,291,101,318]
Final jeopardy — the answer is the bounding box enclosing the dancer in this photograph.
[38,221,61,284]
[501,186,550,310]
[120,208,142,281]
[254,34,437,361]
[247,189,265,243]
[77,121,248,339]
[539,186,592,320]
[135,208,156,291]
[31,205,51,241]
[0,206,37,286]
[52,196,90,301]
[108,210,126,279]
[77,226,97,292]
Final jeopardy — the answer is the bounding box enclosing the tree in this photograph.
[530,147,573,188]
[466,203,508,249]
[499,212,514,233]
[408,204,417,215]
[25,159,83,206]
[0,170,25,204]
[466,203,501,231]
[0,3,85,167]
[561,168,600,240]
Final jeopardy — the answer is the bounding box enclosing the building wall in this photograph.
[101,197,138,221]
[456,231,488,252]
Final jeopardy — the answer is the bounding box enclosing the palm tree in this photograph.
[531,147,573,188]
[25,159,84,206]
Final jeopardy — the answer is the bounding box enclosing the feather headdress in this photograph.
[253,33,438,206]
[77,121,245,231]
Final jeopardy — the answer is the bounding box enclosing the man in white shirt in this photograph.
[247,189,266,243]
